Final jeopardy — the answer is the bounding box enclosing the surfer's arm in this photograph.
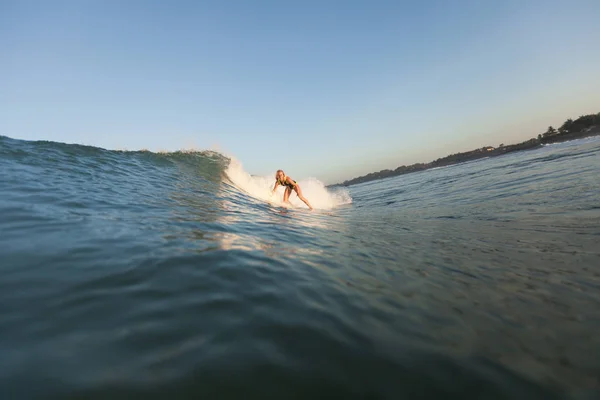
[271,181,279,194]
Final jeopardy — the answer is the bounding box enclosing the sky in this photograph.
[1,0,600,184]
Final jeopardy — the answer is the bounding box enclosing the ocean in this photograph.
[1,134,599,399]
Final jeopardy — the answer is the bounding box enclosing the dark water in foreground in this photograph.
[1,135,599,399]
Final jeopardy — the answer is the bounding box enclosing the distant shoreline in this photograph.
[331,112,600,187]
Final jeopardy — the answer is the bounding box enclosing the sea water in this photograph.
[1,135,599,399]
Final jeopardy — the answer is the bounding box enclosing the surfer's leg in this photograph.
[294,185,313,210]
[283,187,292,203]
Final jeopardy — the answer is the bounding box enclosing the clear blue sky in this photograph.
[2,0,599,184]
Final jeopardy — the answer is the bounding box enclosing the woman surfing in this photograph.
[271,169,313,210]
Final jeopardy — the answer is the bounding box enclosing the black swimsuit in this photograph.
[277,177,296,189]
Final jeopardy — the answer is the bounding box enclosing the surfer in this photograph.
[272,169,313,210]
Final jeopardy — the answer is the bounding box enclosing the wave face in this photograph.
[1,134,600,399]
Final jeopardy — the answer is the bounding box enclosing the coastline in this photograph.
[332,113,599,187]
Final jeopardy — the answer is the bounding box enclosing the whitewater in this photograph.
[1,134,600,400]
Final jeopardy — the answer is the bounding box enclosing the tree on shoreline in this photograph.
[543,126,557,138]
[559,119,573,134]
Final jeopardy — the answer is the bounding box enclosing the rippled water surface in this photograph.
[1,135,599,399]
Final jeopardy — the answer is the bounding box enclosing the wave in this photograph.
[0,135,351,211]
[542,135,600,147]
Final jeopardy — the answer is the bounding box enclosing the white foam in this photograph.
[224,158,352,210]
